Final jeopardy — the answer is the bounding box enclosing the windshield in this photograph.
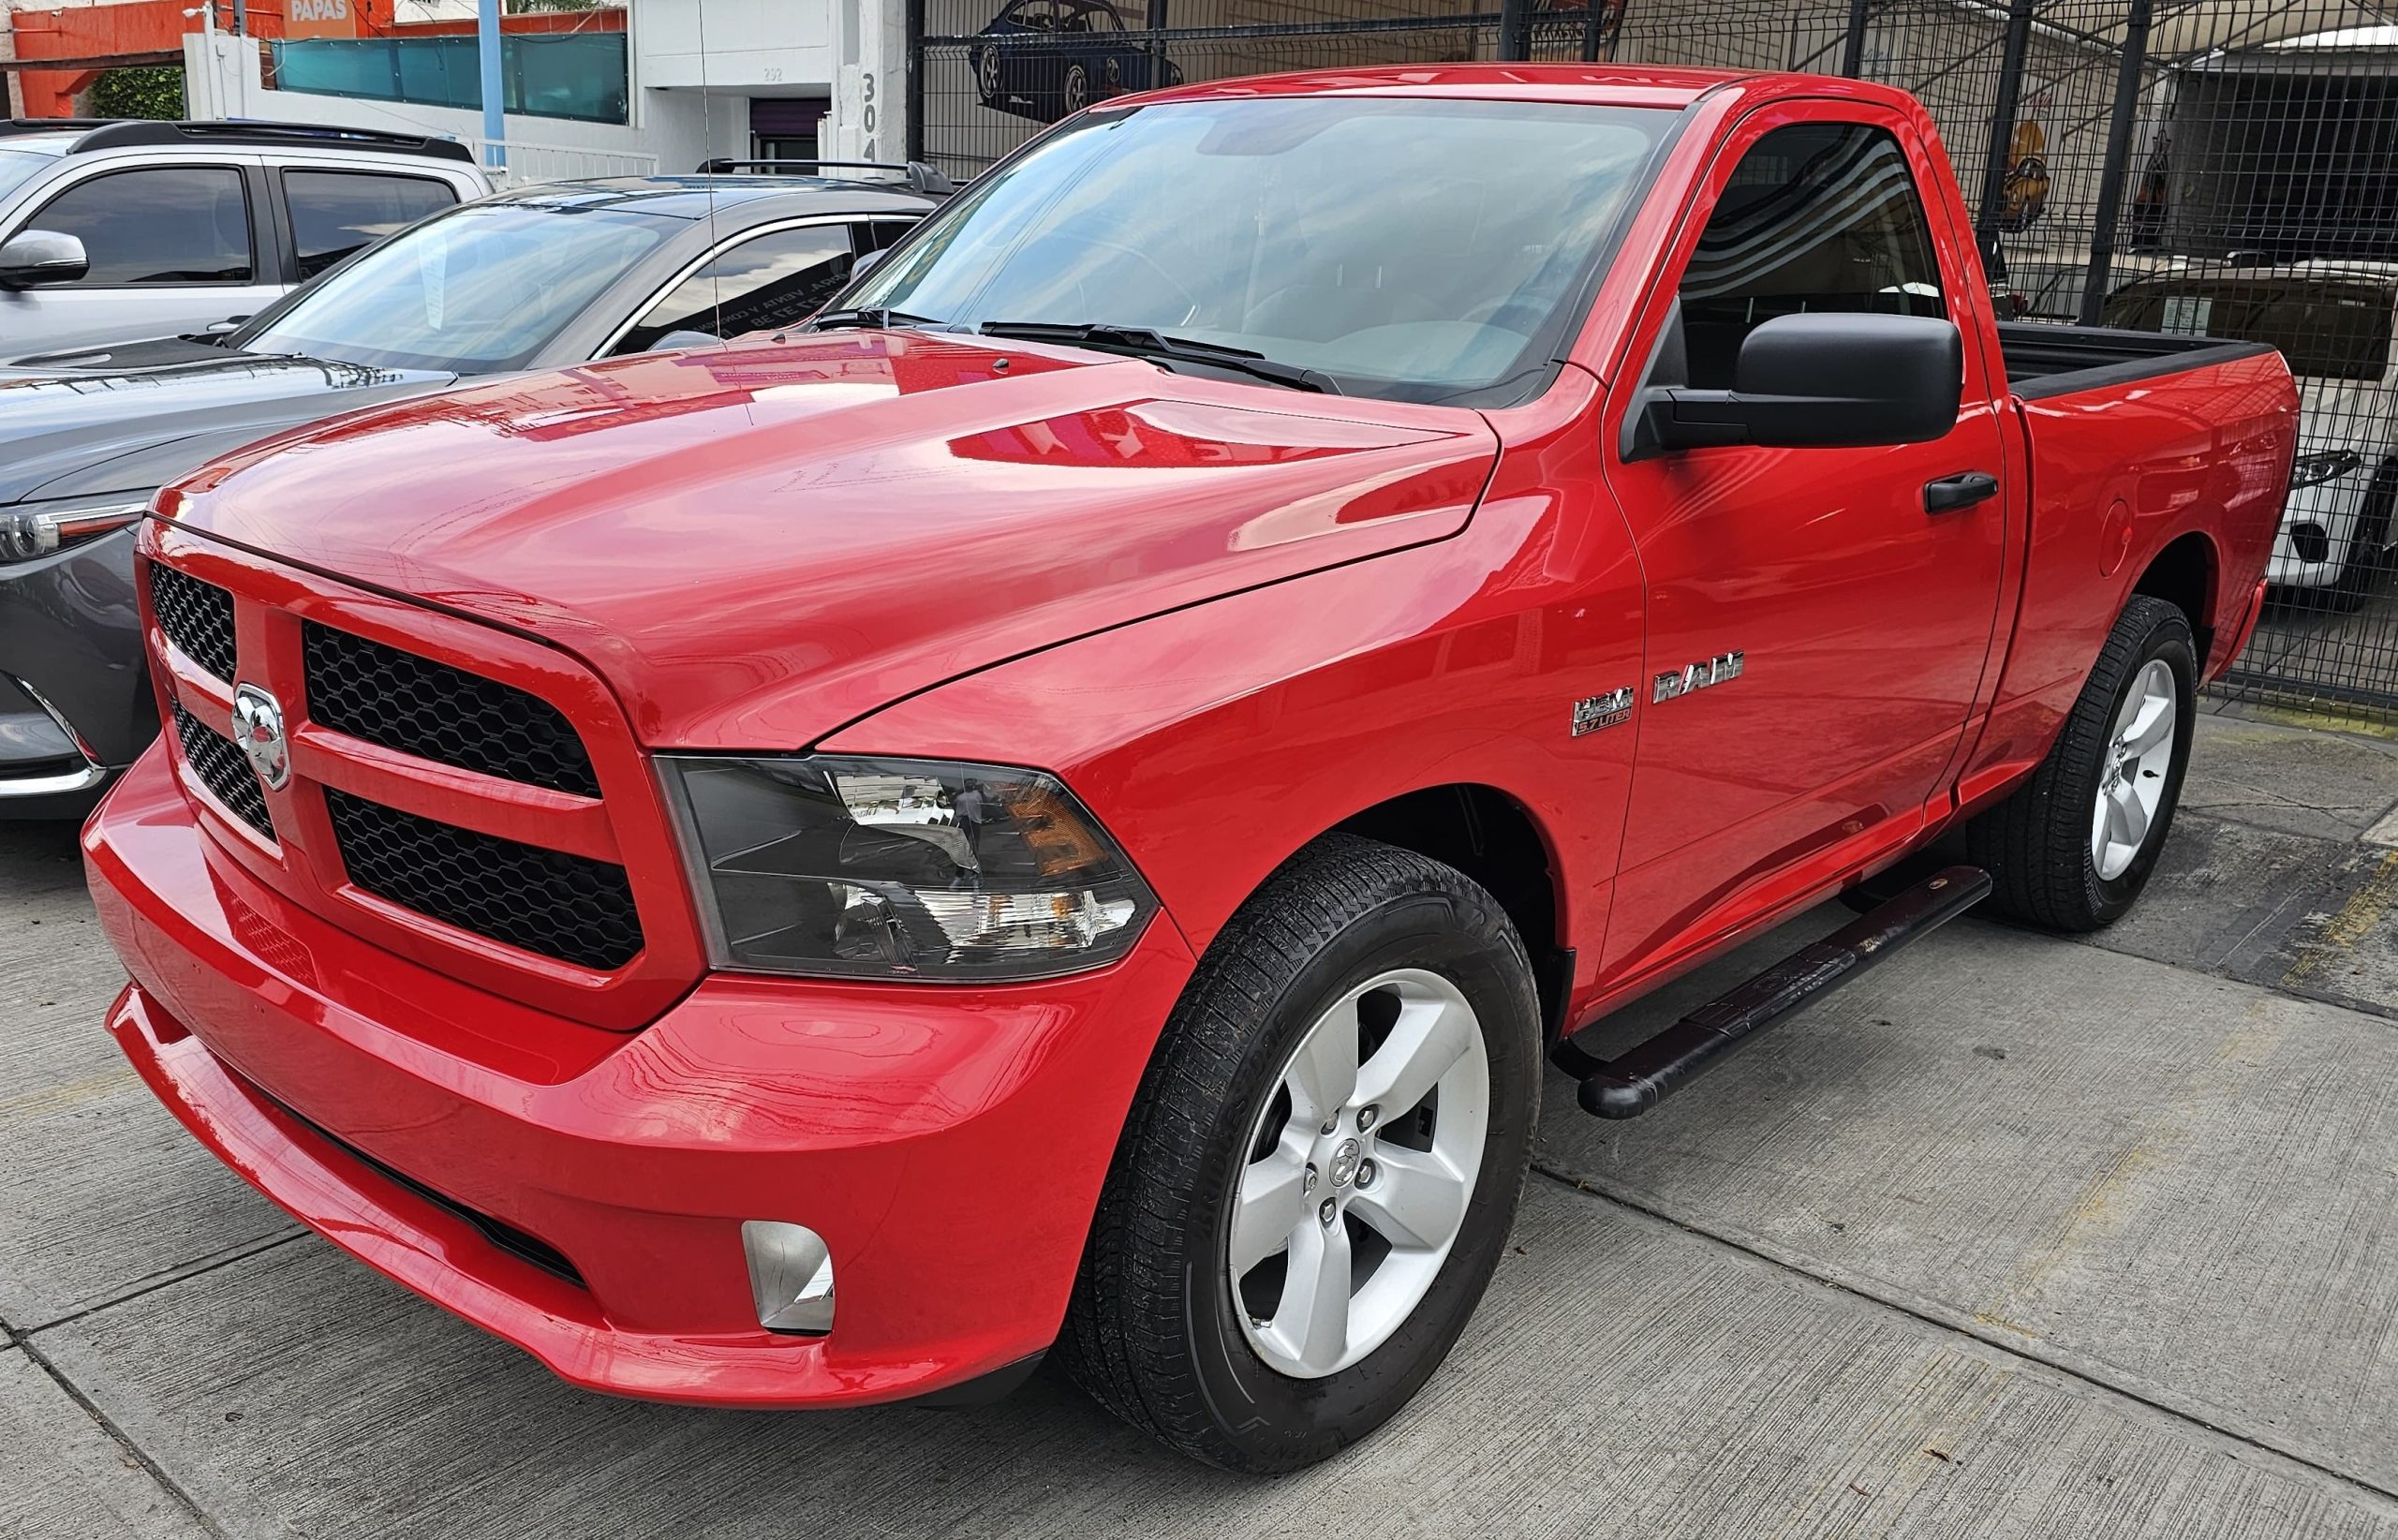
[0,149,55,205]
[841,96,1669,404]
[234,200,674,372]
[2102,275,2396,382]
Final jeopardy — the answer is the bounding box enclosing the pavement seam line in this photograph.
[1528,1155,2398,1512]
[13,1332,232,1540]
[22,1228,309,1338]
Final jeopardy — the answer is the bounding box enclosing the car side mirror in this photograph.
[643,329,724,353]
[1626,310,1963,459]
[852,247,890,279]
[0,230,89,290]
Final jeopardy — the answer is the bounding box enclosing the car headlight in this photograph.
[0,494,151,563]
[2291,449,2363,490]
[659,754,1158,981]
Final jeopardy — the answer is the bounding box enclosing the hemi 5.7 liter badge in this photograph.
[1571,687,1635,736]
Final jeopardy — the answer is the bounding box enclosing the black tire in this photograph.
[1966,595,2197,930]
[1061,63,1089,118]
[2325,460,2398,614]
[1058,834,1540,1472]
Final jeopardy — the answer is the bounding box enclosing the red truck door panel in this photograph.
[1597,106,2009,977]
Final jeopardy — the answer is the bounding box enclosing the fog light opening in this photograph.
[2290,523,2332,565]
[742,1221,835,1335]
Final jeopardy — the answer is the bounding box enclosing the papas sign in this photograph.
[287,0,363,40]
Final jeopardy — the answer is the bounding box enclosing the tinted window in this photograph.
[31,166,254,285]
[2101,276,2394,381]
[844,97,1669,405]
[615,225,856,354]
[285,170,458,280]
[1680,124,1945,389]
[236,200,672,372]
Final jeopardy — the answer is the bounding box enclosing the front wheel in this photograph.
[1967,595,2197,930]
[1058,834,1539,1472]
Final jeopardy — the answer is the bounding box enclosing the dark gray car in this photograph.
[0,173,934,815]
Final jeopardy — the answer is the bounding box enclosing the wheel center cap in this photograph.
[1328,1137,1362,1188]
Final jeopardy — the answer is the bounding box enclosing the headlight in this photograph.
[659,754,1158,981]
[0,495,151,563]
[2291,449,2363,490]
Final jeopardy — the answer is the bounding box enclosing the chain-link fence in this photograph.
[909,0,2398,720]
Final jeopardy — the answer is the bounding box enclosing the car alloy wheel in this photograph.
[1063,63,1089,115]
[978,46,1001,102]
[1229,968,1489,1379]
[2090,657,2174,881]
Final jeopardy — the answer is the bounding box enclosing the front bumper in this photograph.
[0,524,150,813]
[2268,471,2377,588]
[87,745,1197,1407]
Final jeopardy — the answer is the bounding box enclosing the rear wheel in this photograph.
[1967,595,2196,930]
[1058,834,1539,1472]
[1061,63,1089,117]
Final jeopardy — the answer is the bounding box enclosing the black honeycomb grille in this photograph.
[325,789,641,970]
[150,566,236,682]
[171,704,274,839]
[303,623,600,798]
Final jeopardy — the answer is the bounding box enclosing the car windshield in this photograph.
[2101,275,2396,382]
[233,199,675,372]
[0,149,56,204]
[841,96,1669,405]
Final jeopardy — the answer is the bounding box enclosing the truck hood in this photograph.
[170,331,1501,748]
[0,346,457,504]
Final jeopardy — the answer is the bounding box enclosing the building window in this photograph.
[269,32,629,126]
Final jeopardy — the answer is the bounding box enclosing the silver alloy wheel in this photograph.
[2091,657,2177,881]
[1063,65,1088,114]
[978,46,1000,99]
[1228,968,1489,1380]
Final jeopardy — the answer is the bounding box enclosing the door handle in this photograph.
[1924,471,1999,513]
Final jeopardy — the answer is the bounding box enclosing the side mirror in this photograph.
[643,329,724,353]
[852,247,890,279]
[1628,311,1962,459]
[0,230,89,290]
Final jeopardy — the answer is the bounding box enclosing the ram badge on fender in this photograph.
[84,66,2295,1473]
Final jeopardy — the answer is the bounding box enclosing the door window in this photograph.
[614,224,857,354]
[25,165,254,285]
[285,170,459,280]
[1680,123,1945,389]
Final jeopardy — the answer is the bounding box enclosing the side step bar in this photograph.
[1554,866,1992,1120]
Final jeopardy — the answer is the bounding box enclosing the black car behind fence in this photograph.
[908,0,2398,724]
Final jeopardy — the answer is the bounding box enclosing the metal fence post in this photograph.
[904,0,926,163]
[2079,0,2154,323]
[1840,0,1872,78]
[1973,0,2040,273]
[1498,0,1532,62]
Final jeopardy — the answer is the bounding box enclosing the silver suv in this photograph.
[0,119,490,357]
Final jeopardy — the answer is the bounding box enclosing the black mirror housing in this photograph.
[1629,312,1963,458]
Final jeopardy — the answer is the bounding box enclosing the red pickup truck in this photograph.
[87,66,2296,1472]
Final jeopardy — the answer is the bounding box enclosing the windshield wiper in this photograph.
[808,306,950,332]
[975,321,1340,394]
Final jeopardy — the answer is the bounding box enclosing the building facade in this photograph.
[1,0,911,184]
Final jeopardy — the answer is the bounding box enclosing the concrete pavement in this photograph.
[5,711,2397,1538]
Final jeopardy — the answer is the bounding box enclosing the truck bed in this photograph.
[1997,321,2280,400]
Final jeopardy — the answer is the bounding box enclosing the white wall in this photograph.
[637,0,835,91]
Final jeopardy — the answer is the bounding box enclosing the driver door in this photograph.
[1597,103,2010,979]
